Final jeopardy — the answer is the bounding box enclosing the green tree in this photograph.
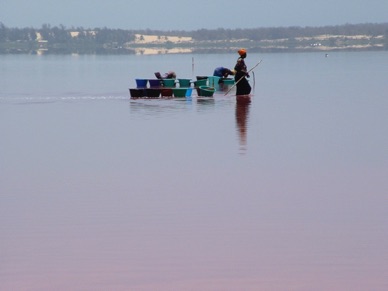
[0,22,8,42]
[51,25,70,43]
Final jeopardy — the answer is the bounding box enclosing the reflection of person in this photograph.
[155,71,177,79]
[213,67,234,78]
[235,98,251,152]
[234,49,251,96]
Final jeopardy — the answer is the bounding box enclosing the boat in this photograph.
[161,88,173,97]
[198,86,216,97]
[178,79,191,87]
[129,75,215,99]
[149,79,162,87]
[135,79,148,88]
[172,88,187,98]
[129,88,145,98]
[220,78,235,85]
[145,88,161,98]
[162,79,176,88]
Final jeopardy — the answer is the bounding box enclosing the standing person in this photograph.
[234,49,251,96]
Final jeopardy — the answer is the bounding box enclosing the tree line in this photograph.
[1,22,387,54]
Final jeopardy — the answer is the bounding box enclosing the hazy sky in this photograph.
[1,0,387,31]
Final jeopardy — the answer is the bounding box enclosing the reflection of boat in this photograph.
[196,97,215,110]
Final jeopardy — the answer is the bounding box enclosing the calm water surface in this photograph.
[1,52,388,290]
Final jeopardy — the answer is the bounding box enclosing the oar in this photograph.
[224,60,262,95]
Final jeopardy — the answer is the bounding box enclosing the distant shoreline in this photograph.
[1,22,387,55]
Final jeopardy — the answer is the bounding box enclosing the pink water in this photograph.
[1,52,388,290]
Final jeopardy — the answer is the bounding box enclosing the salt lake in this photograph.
[1,51,388,290]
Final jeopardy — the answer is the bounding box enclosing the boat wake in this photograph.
[0,94,128,105]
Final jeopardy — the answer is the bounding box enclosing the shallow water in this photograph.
[1,52,388,290]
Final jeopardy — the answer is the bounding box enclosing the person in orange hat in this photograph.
[234,49,251,95]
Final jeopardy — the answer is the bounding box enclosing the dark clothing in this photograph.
[234,57,251,95]
[163,71,176,79]
[234,57,247,73]
[235,72,251,95]
[213,67,233,78]
[155,71,176,79]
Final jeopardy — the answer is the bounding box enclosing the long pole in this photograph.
[224,60,262,95]
[192,57,194,80]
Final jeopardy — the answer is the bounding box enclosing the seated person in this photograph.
[213,67,235,78]
[155,71,176,79]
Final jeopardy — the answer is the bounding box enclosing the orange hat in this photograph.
[238,48,247,56]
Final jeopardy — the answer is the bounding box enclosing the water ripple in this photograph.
[0,94,129,104]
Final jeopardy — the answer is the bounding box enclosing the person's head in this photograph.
[238,48,247,58]
[221,68,232,77]
[224,68,234,77]
[167,71,176,79]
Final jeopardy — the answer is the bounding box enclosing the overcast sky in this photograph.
[1,0,387,31]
